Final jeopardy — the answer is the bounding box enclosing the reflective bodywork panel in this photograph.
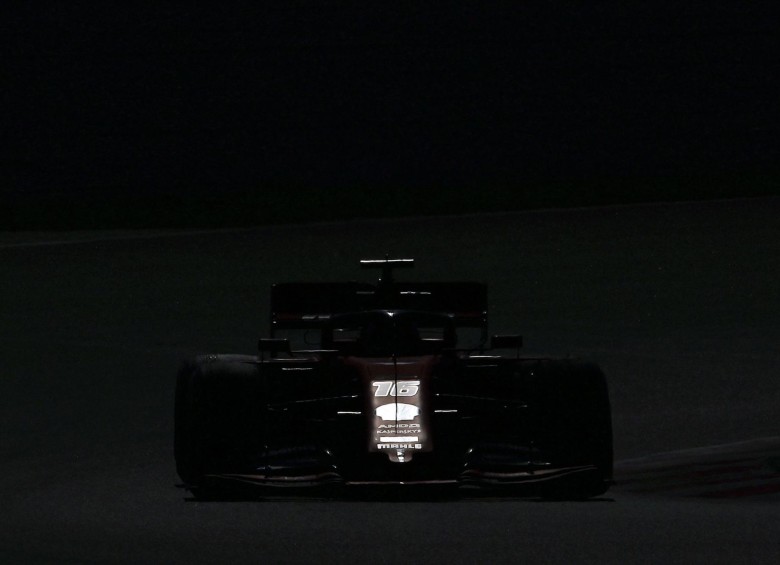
[177,352,611,495]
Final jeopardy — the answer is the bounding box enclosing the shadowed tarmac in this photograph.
[1,197,778,563]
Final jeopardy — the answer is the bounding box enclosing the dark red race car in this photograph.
[175,258,612,498]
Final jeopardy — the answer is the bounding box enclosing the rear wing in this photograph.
[270,281,487,334]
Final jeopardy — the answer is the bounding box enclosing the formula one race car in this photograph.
[175,258,612,498]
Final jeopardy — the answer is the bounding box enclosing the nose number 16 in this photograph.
[372,380,420,397]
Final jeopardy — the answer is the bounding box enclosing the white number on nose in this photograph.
[372,380,420,397]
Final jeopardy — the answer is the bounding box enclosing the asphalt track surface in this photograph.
[1,197,779,563]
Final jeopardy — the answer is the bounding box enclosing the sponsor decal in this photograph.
[375,402,419,421]
[377,444,423,450]
[366,371,432,462]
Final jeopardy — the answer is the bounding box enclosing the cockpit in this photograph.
[322,310,457,357]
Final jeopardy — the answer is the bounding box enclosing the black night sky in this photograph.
[5,2,779,228]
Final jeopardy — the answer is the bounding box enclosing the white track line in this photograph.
[615,437,780,498]
[2,195,776,249]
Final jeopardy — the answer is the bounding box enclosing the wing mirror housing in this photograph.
[491,335,523,349]
[491,335,523,358]
[258,338,290,360]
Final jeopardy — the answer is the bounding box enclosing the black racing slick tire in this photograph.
[174,358,210,486]
[174,355,265,489]
[532,361,613,500]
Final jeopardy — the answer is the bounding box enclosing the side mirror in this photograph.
[491,335,522,359]
[491,335,523,350]
[258,338,290,357]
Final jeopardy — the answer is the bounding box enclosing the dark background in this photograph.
[4,2,779,229]
[3,5,780,559]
